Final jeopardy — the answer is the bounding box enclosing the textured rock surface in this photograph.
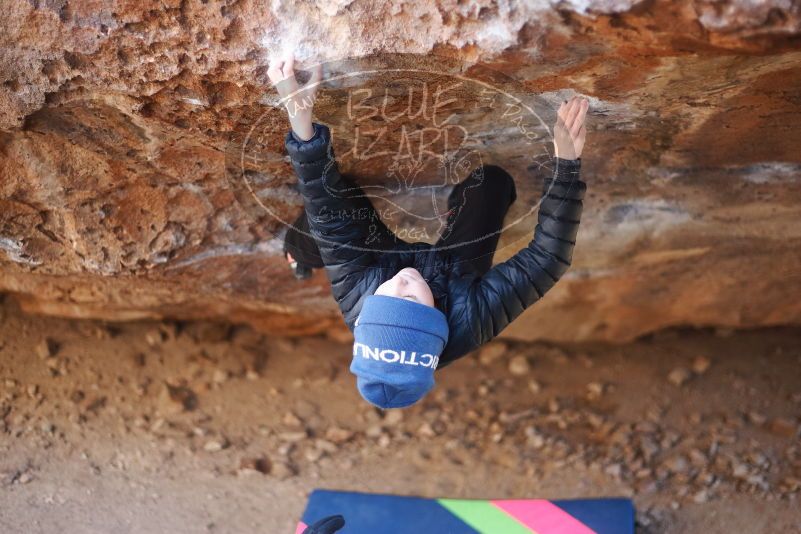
[1,0,800,342]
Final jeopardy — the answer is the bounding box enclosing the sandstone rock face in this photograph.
[1,0,800,342]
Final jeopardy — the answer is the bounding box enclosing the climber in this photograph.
[267,54,588,409]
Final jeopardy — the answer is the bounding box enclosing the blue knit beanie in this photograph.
[350,294,449,409]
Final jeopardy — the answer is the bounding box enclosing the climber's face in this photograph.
[374,267,435,308]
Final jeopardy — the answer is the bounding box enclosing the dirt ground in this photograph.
[0,295,799,533]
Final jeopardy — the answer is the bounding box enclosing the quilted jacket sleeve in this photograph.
[442,158,586,363]
[285,122,380,316]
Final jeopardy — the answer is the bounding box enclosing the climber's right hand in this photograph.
[267,52,323,142]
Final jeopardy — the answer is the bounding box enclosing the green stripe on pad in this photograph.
[438,499,533,534]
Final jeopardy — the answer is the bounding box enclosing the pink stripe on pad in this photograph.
[492,499,597,534]
[295,521,308,534]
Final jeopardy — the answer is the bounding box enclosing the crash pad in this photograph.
[296,489,634,533]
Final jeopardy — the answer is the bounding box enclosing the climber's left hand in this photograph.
[554,96,588,160]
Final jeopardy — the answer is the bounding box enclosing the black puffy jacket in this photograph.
[286,123,586,367]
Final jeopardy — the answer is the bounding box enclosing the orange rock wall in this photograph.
[1,0,800,342]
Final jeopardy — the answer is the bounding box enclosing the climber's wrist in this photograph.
[554,146,581,160]
[289,115,315,142]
